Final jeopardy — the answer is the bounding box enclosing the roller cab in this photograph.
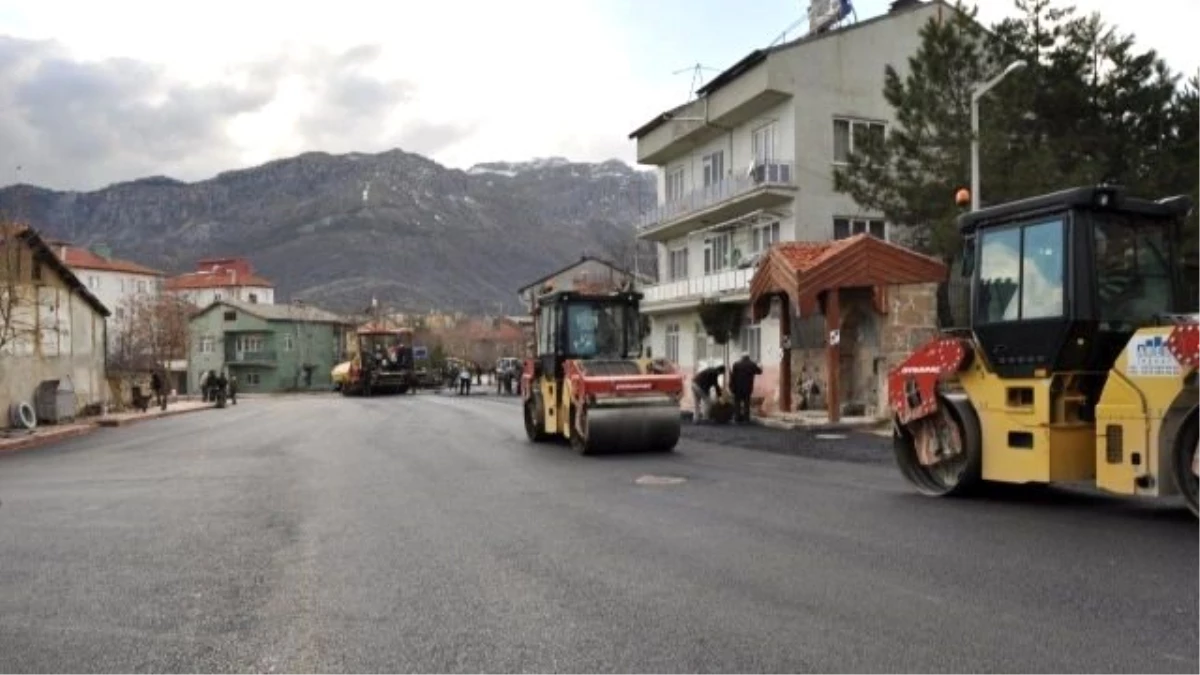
[522,289,684,455]
[888,185,1198,515]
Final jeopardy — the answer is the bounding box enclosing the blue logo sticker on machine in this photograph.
[413,346,429,359]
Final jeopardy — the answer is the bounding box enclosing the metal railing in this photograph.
[638,160,796,231]
[225,350,277,363]
[642,268,753,304]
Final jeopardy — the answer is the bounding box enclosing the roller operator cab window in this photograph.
[1093,213,1176,324]
[564,301,641,359]
[976,217,1066,323]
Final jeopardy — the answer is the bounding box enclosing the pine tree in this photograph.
[835,0,1200,321]
[832,1,994,325]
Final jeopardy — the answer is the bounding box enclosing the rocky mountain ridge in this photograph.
[0,149,657,314]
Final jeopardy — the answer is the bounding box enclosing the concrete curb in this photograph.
[0,423,100,457]
[95,404,213,428]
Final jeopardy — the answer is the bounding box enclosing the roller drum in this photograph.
[578,397,680,455]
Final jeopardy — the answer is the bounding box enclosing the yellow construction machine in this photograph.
[889,184,1199,516]
[521,289,684,455]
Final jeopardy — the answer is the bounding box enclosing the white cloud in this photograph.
[976,0,1198,76]
[0,0,653,189]
[0,0,1193,191]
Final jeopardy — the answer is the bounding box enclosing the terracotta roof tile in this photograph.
[59,245,165,276]
[165,270,274,290]
[774,237,858,272]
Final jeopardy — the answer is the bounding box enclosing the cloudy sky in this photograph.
[1,0,1195,191]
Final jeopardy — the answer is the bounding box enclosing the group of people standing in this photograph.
[690,352,762,424]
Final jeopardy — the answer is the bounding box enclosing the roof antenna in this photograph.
[672,63,721,100]
[768,16,808,47]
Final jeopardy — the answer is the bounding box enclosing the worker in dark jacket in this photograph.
[150,371,166,410]
[690,361,725,423]
[730,352,762,423]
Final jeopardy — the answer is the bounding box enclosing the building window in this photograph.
[752,122,777,163]
[214,292,222,300]
[667,247,688,281]
[248,292,258,303]
[87,275,99,290]
[245,372,261,386]
[283,334,294,351]
[740,323,762,363]
[702,151,725,187]
[833,118,886,164]
[752,221,781,253]
[665,323,680,364]
[224,311,237,321]
[693,323,710,367]
[119,279,126,292]
[238,335,265,352]
[665,166,686,203]
[137,279,147,293]
[704,233,733,274]
[834,217,886,240]
[115,307,125,320]
[199,336,215,353]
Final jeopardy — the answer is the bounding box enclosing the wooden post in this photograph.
[779,294,793,413]
[825,288,841,423]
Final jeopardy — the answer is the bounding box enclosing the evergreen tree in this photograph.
[835,0,1200,321]
[832,1,993,325]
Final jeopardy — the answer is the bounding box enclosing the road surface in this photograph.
[1,393,1195,673]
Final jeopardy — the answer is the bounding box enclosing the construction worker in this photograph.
[691,361,724,423]
[458,363,472,395]
[730,352,762,423]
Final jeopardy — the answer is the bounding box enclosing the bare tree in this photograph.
[110,293,191,373]
[598,229,659,282]
[0,223,43,356]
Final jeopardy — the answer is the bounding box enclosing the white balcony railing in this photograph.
[638,161,796,231]
[642,268,753,305]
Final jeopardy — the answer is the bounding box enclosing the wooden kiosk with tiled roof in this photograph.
[749,234,948,422]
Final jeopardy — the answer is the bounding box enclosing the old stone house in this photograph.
[516,256,645,312]
[1,225,111,425]
[748,235,946,421]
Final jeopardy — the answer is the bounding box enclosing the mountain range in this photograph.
[0,150,658,314]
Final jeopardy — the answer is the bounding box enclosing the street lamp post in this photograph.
[970,60,1028,211]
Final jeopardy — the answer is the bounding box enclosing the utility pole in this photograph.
[971,60,1027,211]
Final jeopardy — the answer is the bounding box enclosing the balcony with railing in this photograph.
[640,268,754,309]
[225,349,277,365]
[633,60,792,165]
[637,161,798,242]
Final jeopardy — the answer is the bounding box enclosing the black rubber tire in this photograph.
[524,397,549,442]
[9,402,36,430]
[1171,412,1198,518]
[569,405,595,456]
[892,395,983,498]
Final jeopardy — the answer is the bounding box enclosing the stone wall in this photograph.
[785,289,880,414]
[877,281,940,416]
[0,285,109,426]
[765,283,939,418]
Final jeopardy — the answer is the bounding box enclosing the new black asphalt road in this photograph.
[1,393,1195,673]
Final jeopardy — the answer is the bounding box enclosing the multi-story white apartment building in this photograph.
[165,257,276,307]
[628,0,952,410]
[48,240,166,351]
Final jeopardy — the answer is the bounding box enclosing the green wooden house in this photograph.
[188,299,355,393]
